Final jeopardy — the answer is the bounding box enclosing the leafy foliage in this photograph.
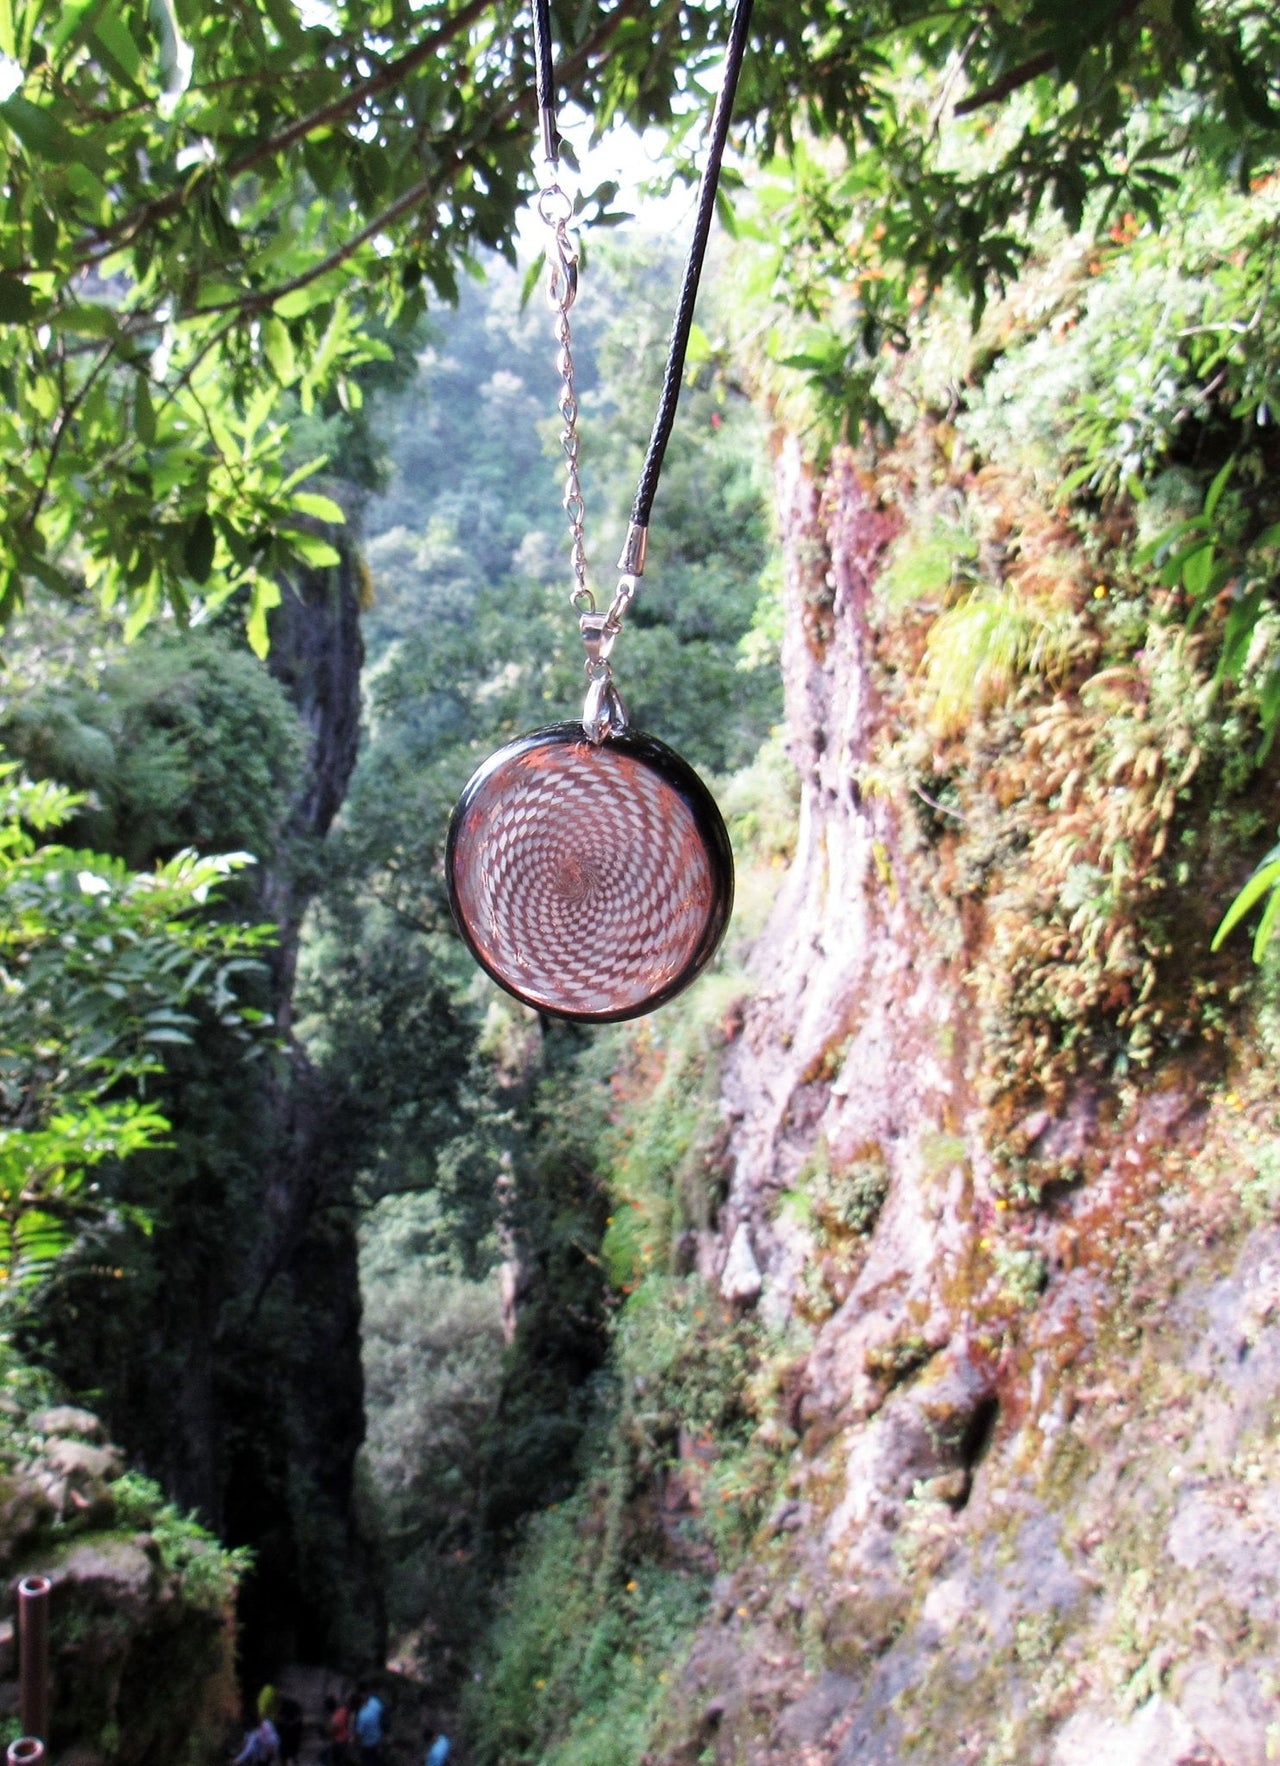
[1,618,307,866]
[0,0,1270,643]
[112,1469,253,1612]
[0,758,271,1289]
[923,585,1075,736]
[466,1482,708,1766]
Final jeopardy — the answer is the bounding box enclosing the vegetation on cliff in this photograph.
[0,0,1279,1759]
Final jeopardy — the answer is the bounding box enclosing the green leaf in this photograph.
[277,455,330,495]
[134,375,156,446]
[246,576,282,658]
[260,0,306,43]
[1217,582,1267,678]
[290,491,345,525]
[29,204,57,266]
[0,95,80,163]
[261,315,296,385]
[1203,455,1235,519]
[50,0,98,59]
[1180,543,1216,598]
[90,6,144,89]
[1135,516,1209,567]
[1254,883,1280,962]
[1212,851,1280,950]
[714,186,740,239]
[1057,463,1096,501]
[273,273,347,319]
[182,512,215,585]
[684,322,713,367]
[0,277,35,323]
[50,303,117,337]
[281,529,341,568]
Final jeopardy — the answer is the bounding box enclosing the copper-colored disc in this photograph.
[446,723,733,1022]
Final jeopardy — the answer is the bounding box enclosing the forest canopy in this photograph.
[0,0,1273,645]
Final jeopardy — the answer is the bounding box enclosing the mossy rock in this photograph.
[821,1580,912,1668]
[0,1474,55,1569]
[29,1409,105,1444]
[11,1530,237,1765]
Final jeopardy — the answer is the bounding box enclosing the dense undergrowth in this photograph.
[740,159,1280,1146]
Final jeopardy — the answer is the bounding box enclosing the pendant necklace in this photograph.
[446,0,754,1023]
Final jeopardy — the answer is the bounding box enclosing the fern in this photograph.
[924,589,1074,736]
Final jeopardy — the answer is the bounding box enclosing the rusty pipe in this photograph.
[7,1740,45,1765]
[17,1575,51,1743]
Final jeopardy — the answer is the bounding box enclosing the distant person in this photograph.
[278,1696,304,1764]
[424,1729,451,1766]
[233,1707,280,1764]
[354,1684,386,1766]
[324,1693,353,1766]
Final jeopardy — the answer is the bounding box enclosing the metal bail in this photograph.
[579,610,617,666]
[583,673,627,744]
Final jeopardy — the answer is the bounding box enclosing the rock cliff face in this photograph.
[655,439,1280,1766]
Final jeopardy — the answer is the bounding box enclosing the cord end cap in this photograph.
[617,522,648,577]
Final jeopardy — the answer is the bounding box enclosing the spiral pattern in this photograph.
[448,728,730,1020]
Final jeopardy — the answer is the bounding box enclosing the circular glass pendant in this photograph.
[446,723,733,1022]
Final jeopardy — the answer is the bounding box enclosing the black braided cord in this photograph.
[530,0,756,537]
[532,0,556,112]
[628,0,755,531]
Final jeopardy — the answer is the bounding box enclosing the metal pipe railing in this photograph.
[17,1575,51,1744]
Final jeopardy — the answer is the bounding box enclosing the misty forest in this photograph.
[1,1,1280,1763]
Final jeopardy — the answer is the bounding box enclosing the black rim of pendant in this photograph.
[446,724,734,1024]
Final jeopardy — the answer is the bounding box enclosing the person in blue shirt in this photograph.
[424,1730,451,1766]
[231,1714,279,1764]
[353,1685,386,1766]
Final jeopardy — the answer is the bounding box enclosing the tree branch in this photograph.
[22,334,125,537]
[953,48,1055,115]
[181,0,654,321]
[185,170,451,316]
[76,0,495,265]
[954,0,1146,116]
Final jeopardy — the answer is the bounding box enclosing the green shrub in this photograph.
[111,1472,251,1612]
[465,1489,708,1766]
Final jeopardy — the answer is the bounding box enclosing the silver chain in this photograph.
[537,177,630,740]
[537,184,591,614]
